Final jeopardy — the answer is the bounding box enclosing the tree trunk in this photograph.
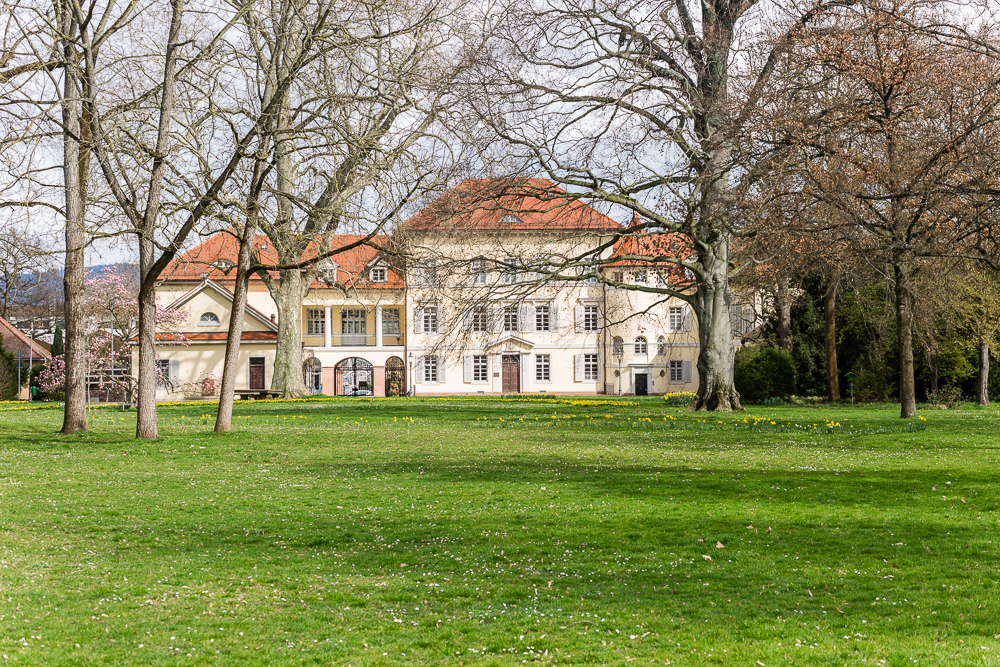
[135,237,159,439]
[978,339,990,407]
[269,268,308,398]
[823,272,840,402]
[60,12,88,435]
[894,261,917,418]
[776,275,793,352]
[928,353,938,397]
[690,237,741,412]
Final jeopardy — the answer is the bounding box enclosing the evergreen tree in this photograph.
[51,325,64,357]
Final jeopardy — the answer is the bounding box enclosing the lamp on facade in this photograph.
[407,352,414,397]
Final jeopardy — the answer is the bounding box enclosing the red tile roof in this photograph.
[606,215,696,284]
[399,178,624,233]
[163,232,403,289]
[0,316,51,360]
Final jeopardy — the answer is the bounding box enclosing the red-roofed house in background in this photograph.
[0,316,50,399]
[146,179,759,399]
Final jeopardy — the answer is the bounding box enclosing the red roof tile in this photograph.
[399,178,624,233]
[0,316,51,360]
[606,215,696,284]
[163,232,403,289]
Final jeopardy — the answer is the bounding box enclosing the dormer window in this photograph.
[259,242,268,251]
[499,214,523,225]
[370,267,387,283]
[199,312,220,326]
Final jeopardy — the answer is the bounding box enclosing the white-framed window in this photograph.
[471,260,487,286]
[155,359,171,387]
[307,308,325,335]
[503,304,519,332]
[340,309,366,334]
[633,270,647,284]
[635,336,647,355]
[577,266,598,285]
[424,355,439,383]
[535,354,550,381]
[535,304,550,332]
[418,260,437,285]
[370,267,387,283]
[199,312,220,326]
[382,308,401,335]
[471,306,488,332]
[584,354,599,381]
[612,336,624,357]
[613,271,624,284]
[668,306,684,332]
[669,360,692,384]
[502,257,520,284]
[657,336,666,355]
[422,305,438,333]
[473,355,488,382]
[583,305,599,332]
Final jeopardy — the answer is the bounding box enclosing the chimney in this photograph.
[270,314,276,323]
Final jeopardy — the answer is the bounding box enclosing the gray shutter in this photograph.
[415,356,424,384]
[414,308,424,334]
[521,305,534,333]
[437,307,447,334]
[438,357,446,383]
[574,306,584,333]
[574,354,583,382]
[524,355,533,383]
[169,359,180,385]
[682,306,692,332]
[463,355,473,383]
[463,310,472,332]
[492,307,503,334]
[682,360,692,383]
[595,306,603,332]
[550,305,559,332]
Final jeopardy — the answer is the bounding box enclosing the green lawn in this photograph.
[1,397,999,665]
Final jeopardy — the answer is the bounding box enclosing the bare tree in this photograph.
[463,0,885,411]
[770,0,1000,417]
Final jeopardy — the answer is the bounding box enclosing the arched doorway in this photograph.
[385,356,405,397]
[334,357,374,396]
[303,357,323,394]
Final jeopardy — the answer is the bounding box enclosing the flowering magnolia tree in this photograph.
[38,268,187,399]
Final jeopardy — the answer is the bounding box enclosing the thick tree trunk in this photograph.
[60,17,88,435]
[978,339,990,407]
[269,268,308,398]
[775,275,793,352]
[823,273,840,402]
[690,238,741,412]
[894,261,917,418]
[135,237,158,439]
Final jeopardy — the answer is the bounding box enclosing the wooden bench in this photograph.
[233,390,283,401]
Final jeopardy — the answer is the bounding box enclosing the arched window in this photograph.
[199,312,220,326]
[657,336,666,356]
[635,336,647,355]
[612,336,624,357]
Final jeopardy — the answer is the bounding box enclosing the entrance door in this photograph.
[502,355,520,393]
[635,373,648,396]
[249,357,265,390]
[385,356,405,397]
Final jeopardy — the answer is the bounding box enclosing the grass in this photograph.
[1,396,999,665]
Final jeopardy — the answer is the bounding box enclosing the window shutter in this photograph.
[463,310,472,332]
[521,305,534,333]
[523,355,532,382]
[574,354,583,382]
[414,308,424,334]
[414,356,424,384]
[682,307,692,332]
[574,306,584,333]
[437,307,447,334]
[463,355,473,383]
[550,305,559,332]
[169,359,180,385]
[492,307,503,334]
[682,360,692,383]
[595,307,603,333]
[438,358,446,383]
